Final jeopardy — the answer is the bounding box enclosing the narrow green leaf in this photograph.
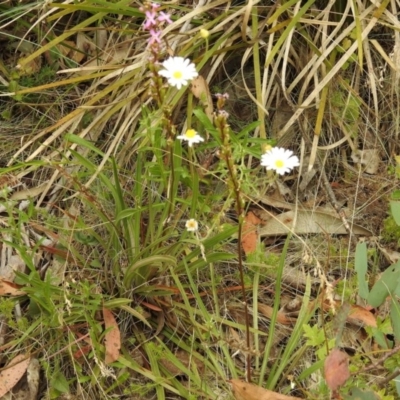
[103,298,133,309]
[123,255,177,287]
[395,378,400,397]
[65,133,105,156]
[391,299,400,342]
[193,108,219,139]
[355,242,369,299]
[119,305,151,328]
[371,327,389,350]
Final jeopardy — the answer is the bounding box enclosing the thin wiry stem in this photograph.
[215,101,252,382]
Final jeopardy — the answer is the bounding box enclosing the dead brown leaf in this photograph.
[322,300,377,328]
[242,211,262,254]
[0,278,25,296]
[258,303,296,325]
[103,307,121,364]
[347,304,377,328]
[229,379,302,400]
[191,75,213,121]
[324,348,350,391]
[0,354,30,397]
[258,210,371,237]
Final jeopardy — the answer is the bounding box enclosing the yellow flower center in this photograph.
[173,70,183,79]
[185,129,196,138]
[275,160,284,168]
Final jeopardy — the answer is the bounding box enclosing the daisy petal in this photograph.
[261,147,300,175]
[159,56,198,89]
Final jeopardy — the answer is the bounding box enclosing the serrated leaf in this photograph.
[302,324,325,347]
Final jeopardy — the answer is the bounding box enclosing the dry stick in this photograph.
[357,343,400,375]
[377,368,400,389]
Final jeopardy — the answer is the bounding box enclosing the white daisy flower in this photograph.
[176,129,204,147]
[158,56,198,89]
[185,219,198,232]
[261,147,300,175]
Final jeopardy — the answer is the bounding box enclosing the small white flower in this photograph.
[185,219,198,232]
[261,147,300,175]
[158,56,198,89]
[176,129,204,147]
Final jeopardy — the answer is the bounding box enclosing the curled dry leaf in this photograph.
[103,307,121,364]
[229,379,302,400]
[324,348,350,391]
[0,354,30,398]
[347,304,377,328]
[0,277,25,296]
[322,300,377,328]
[258,210,371,237]
[191,75,213,121]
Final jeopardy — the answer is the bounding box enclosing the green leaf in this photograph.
[123,255,177,287]
[390,201,400,226]
[302,323,325,347]
[391,190,400,200]
[193,108,220,142]
[51,372,70,394]
[396,378,400,397]
[344,387,379,400]
[371,327,389,350]
[9,80,23,101]
[390,299,400,342]
[355,242,369,299]
[64,133,105,156]
[367,261,400,307]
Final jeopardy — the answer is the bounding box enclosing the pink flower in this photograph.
[144,10,157,30]
[148,29,161,45]
[158,11,172,24]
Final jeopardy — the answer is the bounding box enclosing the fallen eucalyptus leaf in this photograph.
[258,210,371,237]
